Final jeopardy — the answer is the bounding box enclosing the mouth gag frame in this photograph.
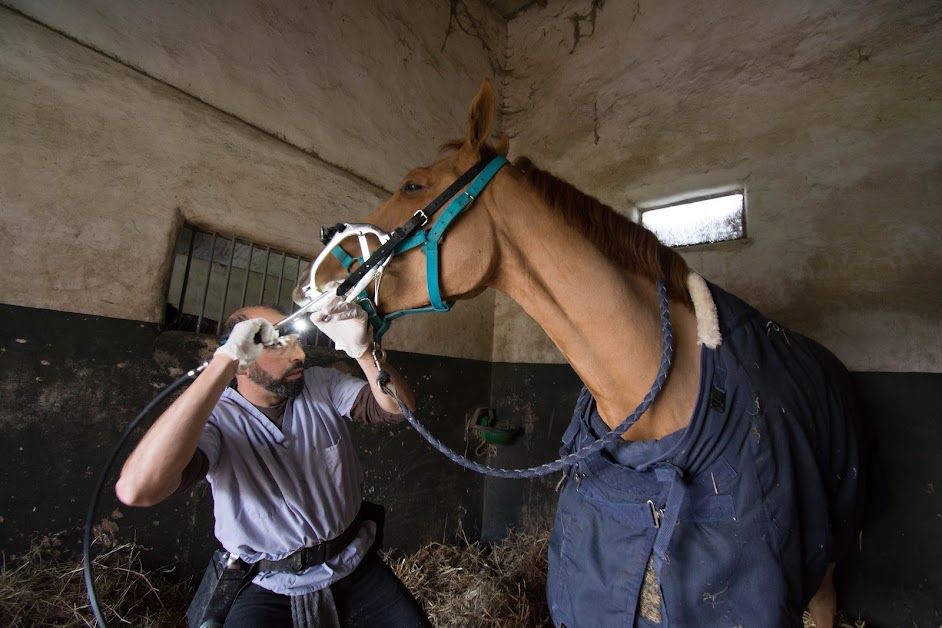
[283,155,509,342]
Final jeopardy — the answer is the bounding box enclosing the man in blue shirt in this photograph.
[117,297,431,628]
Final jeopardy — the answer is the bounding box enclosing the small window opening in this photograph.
[641,192,745,247]
[165,224,313,337]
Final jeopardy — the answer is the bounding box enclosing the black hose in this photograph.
[82,371,197,627]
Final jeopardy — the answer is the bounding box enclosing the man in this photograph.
[116,296,431,628]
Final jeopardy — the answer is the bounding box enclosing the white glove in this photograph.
[215,318,279,373]
[311,296,372,359]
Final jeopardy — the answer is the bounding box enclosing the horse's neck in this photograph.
[490,203,702,440]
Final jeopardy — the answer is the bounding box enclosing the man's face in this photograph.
[241,308,307,400]
[246,348,305,399]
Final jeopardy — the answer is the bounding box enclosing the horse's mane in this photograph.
[514,156,692,305]
[440,141,691,304]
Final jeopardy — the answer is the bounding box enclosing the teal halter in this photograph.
[330,155,507,339]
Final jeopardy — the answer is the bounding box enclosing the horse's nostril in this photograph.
[291,287,309,307]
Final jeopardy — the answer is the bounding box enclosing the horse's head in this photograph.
[293,79,509,328]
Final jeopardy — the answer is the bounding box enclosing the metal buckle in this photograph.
[414,209,429,226]
[307,544,327,569]
[284,553,303,571]
[290,544,325,572]
[648,500,664,528]
[371,343,386,371]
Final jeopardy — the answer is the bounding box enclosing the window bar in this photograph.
[275,251,288,305]
[239,242,254,309]
[175,227,197,330]
[258,247,271,304]
[216,235,237,335]
[291,256,302,313]
[196,231,217,334]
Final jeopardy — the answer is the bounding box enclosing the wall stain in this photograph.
[442,0,507,76]
[569,0,606,54]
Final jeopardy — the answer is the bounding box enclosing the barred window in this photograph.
[165,224,311,335]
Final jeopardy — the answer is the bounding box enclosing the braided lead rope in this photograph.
[380,280,674,479]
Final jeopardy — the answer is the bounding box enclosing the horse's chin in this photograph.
[374,296,423,317]
[372,285,487,317]
[452,285,488,301]
[369,282,426,315]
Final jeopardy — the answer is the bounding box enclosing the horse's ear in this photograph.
[464,79,495,153]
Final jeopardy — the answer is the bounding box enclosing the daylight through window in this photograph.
[641,192,745,247]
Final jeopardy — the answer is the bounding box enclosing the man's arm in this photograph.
[115,354,237,507]
[355,351,416,414]
[115,317,277,507]
[312,296,417,415]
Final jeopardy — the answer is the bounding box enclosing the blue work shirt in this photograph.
[198,366,376,596]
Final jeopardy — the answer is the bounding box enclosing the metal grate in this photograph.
[164,224,322,341]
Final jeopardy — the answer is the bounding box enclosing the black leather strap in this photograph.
[255,511,363,573]
[335,156,491,297]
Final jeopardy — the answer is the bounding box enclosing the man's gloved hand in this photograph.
[214,318,279,373]
[312,296,372,359]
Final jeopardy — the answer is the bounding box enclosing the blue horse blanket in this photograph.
[547,281,873,627]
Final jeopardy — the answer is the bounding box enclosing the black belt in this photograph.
[255,511,363,573]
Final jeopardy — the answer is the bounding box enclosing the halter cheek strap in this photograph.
[330,155,508,339]
[391,155,508,311]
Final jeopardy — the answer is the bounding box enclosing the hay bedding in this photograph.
[1,523,865,627]
[0,522,190,627]
[387,531,867,628]
[386,528,553,628]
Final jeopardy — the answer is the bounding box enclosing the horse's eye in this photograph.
[400,181,425,194]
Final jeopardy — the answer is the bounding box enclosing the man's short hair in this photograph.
[219,305,288,341]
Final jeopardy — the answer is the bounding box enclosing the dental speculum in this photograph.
[268,223,391,343]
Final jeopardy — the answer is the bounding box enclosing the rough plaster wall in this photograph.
[3,0,507,192]
[0,7,497,360]
[500,0,942,372]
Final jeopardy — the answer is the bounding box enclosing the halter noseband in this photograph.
[295,155,508,340]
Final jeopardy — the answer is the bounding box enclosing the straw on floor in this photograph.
[2,523,868,627]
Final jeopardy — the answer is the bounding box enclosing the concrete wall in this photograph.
[0,1,503,360]
[5,0,506,192]
[500,0,942,372]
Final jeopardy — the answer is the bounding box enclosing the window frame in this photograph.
[639,190,746,248]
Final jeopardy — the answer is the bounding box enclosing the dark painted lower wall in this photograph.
[838,373,942,626]
[481,363,585,541]
[485,363,942,627]
[0,304,489,578]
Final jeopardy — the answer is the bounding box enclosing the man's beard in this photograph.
[246,363,304,399]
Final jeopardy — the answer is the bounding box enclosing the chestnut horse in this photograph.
[295,80,870,627]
